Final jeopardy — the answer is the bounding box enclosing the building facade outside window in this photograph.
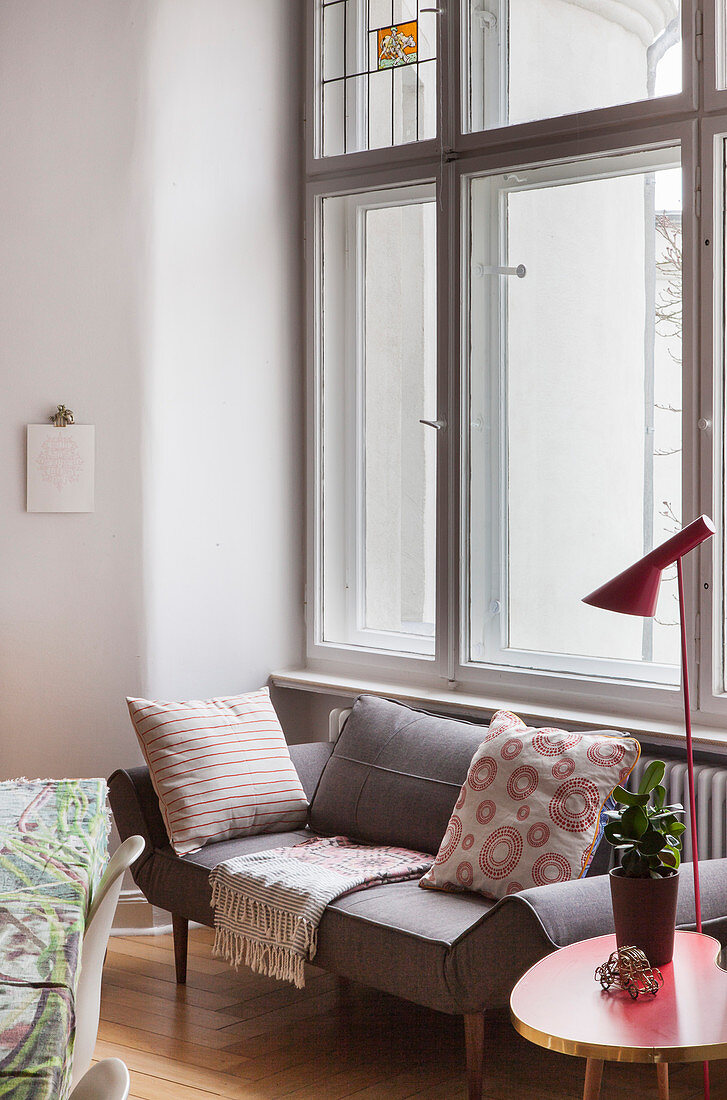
[305,0,727,734]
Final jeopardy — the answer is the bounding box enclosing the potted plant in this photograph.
[604,760,686,966]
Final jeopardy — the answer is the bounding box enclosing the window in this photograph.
[308,0,726,727]
[463,0,682,133]
[319,185,437,654]
[465,152,683,683]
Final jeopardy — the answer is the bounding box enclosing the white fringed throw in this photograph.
[210,836,432,988]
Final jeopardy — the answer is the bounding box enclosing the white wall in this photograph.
[0,2,305,780]
[143,2,304,700]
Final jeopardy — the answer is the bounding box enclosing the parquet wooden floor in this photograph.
[96,927,724,1098]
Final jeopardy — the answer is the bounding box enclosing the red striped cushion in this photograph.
[127,688,308,855]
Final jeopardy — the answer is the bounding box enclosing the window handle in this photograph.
[420,418,447,431]
[473,263,526,278]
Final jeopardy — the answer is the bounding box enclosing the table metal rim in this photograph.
[509,931,727,1065]
[509,1007,727,1064]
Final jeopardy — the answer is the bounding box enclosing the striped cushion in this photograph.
[127,688,309,855]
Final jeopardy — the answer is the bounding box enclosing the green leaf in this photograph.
[611,785,649,807]
[653,784,666,810]
[621,805,648,839]
[669,822,686,836]
[621,849,649,876]
[638,760,666,796]
[662,848,680,870]
[637,829,668,855]
[650,812,681,827]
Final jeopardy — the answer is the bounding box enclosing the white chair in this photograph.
[69,1058,130,1100]
[70,835,145,1090]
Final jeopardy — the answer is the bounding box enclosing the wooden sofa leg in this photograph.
[172,914,188,985]
[464,1012,485,1100]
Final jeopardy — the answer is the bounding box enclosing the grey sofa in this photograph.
[108,694,727,1099]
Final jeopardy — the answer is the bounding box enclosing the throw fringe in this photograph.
[211,878,317,989]
[209,836,432,990]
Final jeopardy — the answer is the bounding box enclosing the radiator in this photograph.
[328,707,351,742]
[626,754,727,863]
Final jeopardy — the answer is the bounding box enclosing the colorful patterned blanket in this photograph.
[210,836,432,988]
[0,779,108,1100]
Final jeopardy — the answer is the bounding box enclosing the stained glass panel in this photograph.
[377,22,418,69]
[319,0,437,156]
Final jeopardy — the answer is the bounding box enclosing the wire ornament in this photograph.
[49,405,74,427]
[594,947,663,1000]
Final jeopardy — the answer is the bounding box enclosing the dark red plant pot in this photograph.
[609,868,679,967]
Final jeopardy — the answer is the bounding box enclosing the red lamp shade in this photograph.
[582,515,715,617]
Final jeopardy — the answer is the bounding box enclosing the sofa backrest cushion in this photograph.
[308,695,489,854]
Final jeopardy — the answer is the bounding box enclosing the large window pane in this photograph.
[320,186,437,654]
[319,0,437,156]
[466,151,682,681]
[464,0,681,133]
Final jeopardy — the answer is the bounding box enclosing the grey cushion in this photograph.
[309,696,628,876]
[314,879,573,1013]
[318,859,727,1015]
[134,828,554,1013]
[515,857,727,948]
[309,695,489,854]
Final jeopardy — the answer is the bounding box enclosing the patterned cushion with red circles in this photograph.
[419,710,640,900]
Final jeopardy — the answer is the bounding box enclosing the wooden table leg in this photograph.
[656,1062,669,1100]
[583,1059,604,1100]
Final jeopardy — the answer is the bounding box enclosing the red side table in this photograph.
[510,931,726,1099]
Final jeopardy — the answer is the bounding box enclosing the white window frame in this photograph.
[696,116,726,721]
[304,0,727,736]
[316,181,438,657]
[454,0,698,157]
[463,145,685,688]
[306,167,449,684]
[704,0,727,111]
[463,0,509,133]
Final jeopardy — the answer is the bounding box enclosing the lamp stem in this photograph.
[676,556,701,932]
[676,556,710,1100]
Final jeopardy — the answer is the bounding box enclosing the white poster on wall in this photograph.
[26,425,95,512]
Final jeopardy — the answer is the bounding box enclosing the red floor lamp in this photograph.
[583,514,715,1100]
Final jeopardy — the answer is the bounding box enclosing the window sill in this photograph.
[270,666,727,752]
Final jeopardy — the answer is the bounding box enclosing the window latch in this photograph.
[474,9,498,30]
[420,418,447,431]
[473,263,527,278]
